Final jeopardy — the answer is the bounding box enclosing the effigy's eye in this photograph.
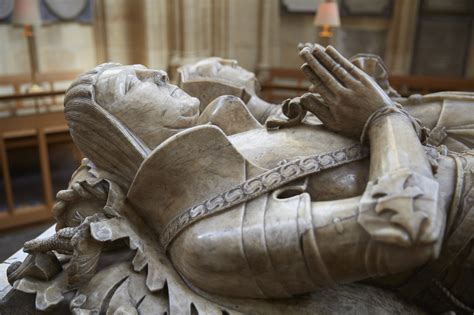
[124,75,140,94]
[157,73,169,85]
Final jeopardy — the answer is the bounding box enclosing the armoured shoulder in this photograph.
[128,125,265,235]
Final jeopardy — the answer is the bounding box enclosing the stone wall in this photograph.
[0,23,95,75]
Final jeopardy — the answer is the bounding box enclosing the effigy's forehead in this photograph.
[93,64,156,107]
[97,64,149,81]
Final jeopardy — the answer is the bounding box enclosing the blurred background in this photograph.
[0,0,473,259]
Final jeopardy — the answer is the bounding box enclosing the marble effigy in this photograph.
[1,45,473,315]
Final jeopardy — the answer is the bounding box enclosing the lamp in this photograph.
[314,0,340,38]
[12,0,42,92]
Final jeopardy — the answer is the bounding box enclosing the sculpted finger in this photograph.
[301,64,333,99]
[299,47,343,93]
[298,42,315,51]
[300,95,333,123]
[326,45,368,83]
[312,45,356,88]
[300,93,329,113]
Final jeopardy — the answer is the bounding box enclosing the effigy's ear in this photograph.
[65,98,150,189]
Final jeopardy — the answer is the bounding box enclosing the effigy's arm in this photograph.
[402,92,474,151]
[358,106,444,270]
[298,44,445,277]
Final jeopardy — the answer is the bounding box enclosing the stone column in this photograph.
[211,0,230,58]
[181,0,213,64]
[103,0,147,65]
[227,0,260,70]
[258,0,281,71]
[144,0,169,70]
[385,0,420,74]
[93,0,109,64]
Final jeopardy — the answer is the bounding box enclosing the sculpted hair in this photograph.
[64,63,122,113]
[63,62,149,187]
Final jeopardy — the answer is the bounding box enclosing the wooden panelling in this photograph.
[421,0,474,15]
[340,0,393,17]
[0,206,52,231]
[0,138,14,213]
[0,112,67,134]
[0,92,78,231]
[389,74,474,94]
[37,130,54,210]
[412,17,472,76]
[0,71,80,86]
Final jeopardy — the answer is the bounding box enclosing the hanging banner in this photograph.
[0,0,14,23]
[39,0,92,23]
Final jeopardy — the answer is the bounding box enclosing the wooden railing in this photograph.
[258,68,474,103]
[258,68,310,103]
[0,71,80,91]
[388,75,474,96]
[0,90,66,118]
[0,91,81,231]
[0,71,79,118]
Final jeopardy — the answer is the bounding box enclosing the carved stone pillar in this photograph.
[103,0,147,65]
[166,0,215,77]
[144,0,169,70]
[258,0,281,71]
[93,0,109,64]
[227,0,260,70]
[181,0,213,64]
[211,0,230,58]
[385,0,420,74]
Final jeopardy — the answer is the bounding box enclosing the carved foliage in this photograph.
[13,271,68,311]
[358,169,442,247]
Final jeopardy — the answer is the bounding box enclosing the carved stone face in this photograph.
[94,65,200,148]
[180,57,256,89]
[178,57,259,111]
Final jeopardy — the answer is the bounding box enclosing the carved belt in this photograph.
[160,143,369,250]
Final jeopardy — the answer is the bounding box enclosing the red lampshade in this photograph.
[314,0,340,27]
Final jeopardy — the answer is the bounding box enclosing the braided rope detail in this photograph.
[160,143,369,250]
